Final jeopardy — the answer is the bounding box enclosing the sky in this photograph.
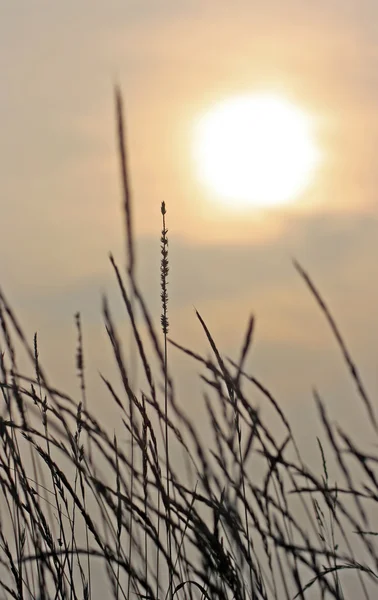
[1,1,378,597]
[0,0,377,495]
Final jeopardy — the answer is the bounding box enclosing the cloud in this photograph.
[8,208,376,369]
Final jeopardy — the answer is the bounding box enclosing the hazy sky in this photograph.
[0,1,377,461]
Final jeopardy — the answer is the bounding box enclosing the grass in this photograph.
[0,87,376,599]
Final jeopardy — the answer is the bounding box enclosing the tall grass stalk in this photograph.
[115,86,138,600]
[160,200,173,599]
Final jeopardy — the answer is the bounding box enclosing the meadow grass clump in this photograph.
[0,88,377,600]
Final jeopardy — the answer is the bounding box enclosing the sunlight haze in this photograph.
[0,0,376,434]
[0,5,377,583]
[0,2,377,598]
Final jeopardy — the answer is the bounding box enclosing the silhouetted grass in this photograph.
[0,88,376,600]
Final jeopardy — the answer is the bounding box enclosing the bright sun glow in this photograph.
[193,93,320,209]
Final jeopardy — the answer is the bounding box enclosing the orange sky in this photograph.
[0,1,377,464]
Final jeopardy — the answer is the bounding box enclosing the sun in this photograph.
[193,93,320,210]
